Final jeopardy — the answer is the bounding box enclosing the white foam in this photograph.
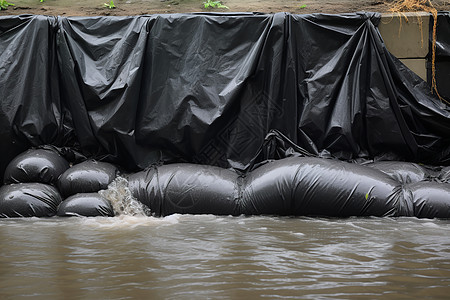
[69,214,181,230]
[99,176,151,217]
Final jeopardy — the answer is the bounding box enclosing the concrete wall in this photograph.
[378,12,430,81]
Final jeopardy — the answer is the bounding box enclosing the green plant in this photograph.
[40,0,44,3]
[0,0,14,10]
[104,0,115,9]
[204,0,229,9]
[299,4,307,9]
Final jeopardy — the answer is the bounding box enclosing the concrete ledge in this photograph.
[379,12,430,59]
[400,58,427,81]
[379,12,430,81]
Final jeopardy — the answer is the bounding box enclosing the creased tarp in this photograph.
[0,15,69,182]
[0,13,449,179]
[137,13,286,170]
[57,16,151,168]
[56,13,287,170]
[288,13,450,164]
[428,12,450,102]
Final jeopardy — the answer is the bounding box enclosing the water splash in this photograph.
[99,176,151,216]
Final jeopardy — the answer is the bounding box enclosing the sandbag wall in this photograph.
[0,148,116,217]
[1,148,449,218]
[0,13,449,184]
[127,156,450,218]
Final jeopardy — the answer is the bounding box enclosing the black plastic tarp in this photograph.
[0,13,449,180]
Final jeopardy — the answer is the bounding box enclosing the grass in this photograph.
[0,0,14,10]
[203,0,229,9]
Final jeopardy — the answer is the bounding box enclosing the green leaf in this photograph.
[104,0,115,9]
[299,4,307,9]
[204,0,228,9]
[0,0,14,9]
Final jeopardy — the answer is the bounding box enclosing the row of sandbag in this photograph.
[0,148,117,217]
[127,157,450,218]
[0,148,449,218]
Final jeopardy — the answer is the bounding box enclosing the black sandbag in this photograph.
[406,182,450,219]
[128,157,413,218]
[127,164,239,216]
[0,183,62,217]
[3,148,70,185]
[241,157,409,217]
[366,161,431,184]
[57,160,118,197]
[57,193,114,217]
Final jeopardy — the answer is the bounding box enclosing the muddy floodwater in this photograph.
[0,215,449,299]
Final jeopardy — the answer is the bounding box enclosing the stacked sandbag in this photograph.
[56,160,117,217]
[57,160,118,197]
[0,148,117,218]
[0,148,68,218]
[57,193,114,217]
[1,149,449,219]
[0,183,62,217]
[3,148,70,185]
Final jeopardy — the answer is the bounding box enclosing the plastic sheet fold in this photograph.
[0,12,449,180]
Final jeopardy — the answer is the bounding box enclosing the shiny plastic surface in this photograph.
[366,161,431,184]
[0,13,449,178]
[57,193,114,217]
[127,156,450,219]
[3,148,70,184]
[57,160,118,197]
[0,183,62,217]
[127,164,239,216]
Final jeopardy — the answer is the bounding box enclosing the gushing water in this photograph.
[99,176,151,216]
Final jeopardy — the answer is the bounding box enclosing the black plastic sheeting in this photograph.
[0,13,449,219]
[127,156,450,218]
[0,12,449,182]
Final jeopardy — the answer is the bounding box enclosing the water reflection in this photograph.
[0,216,449,299]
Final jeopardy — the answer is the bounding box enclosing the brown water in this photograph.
[0,215,449,299]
